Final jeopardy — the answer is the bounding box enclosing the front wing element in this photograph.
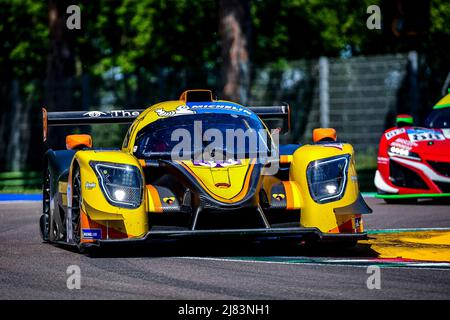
[87,227,367,248]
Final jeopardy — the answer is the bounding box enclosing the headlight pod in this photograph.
[91,162,143,208]
[388,146,421,161]
[306,155,350,204]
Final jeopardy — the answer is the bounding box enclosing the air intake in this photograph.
[179,89,214,102]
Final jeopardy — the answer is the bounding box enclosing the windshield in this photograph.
[133,113,272,160]
[425,108,450,129]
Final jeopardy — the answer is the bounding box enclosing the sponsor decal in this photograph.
[192,159,241,168]
[388,146,410,157]
[390,143,411,151]
[189,103,253,116]
[391,138,417,148]
[377,156,389,164]
[407,128,445,142]
[83,111,106,117]
[442,129,450,139]
[83,110,140,118]
[385,128,405,140]
[155,104,195,117]
[82,229,102,240]
[85,182,96,190]
[110,110,140,117]
[155,103,254,118]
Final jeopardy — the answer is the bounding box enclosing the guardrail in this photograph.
[0,171,42,191]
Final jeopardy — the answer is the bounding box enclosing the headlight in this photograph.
[91,162,143,208]
[306,155,350,204]
[388,146,421,160]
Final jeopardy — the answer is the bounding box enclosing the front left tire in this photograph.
[71,166,82,246]
[39,168,51,242]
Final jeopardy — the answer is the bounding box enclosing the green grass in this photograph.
[0,171,41,193]
[353,149,377,192]
[354,148,377,171]
[0,188,41,194]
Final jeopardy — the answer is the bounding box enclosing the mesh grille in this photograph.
[428,161,450,177]
[106,183,142,205]
[389,160,427,189]
[94,163,143,208]
[434,181,450,193]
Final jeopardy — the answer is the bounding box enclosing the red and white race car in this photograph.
[375,92,450,203]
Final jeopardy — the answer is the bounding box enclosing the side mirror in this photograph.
[66,134,93,150]
[313,128,337,143]
[396,114,414,127]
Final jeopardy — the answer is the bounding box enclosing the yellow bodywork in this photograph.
[122,100,198,152]
[179,159,255,203]
[68,98,365,242]
[70,151,148,241]
[289,143,363,233]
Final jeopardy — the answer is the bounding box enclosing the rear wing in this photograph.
[248,103,290,134]
[42,103,291,141]
[42,108,143,142]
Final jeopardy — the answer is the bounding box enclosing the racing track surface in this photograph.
[0,197,449,300]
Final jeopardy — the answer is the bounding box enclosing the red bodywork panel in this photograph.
[377,125,450,195]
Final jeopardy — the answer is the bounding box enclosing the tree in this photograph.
[46,0,76,110]
[46,0,77,149]
[219,0,251,103]
[0,0,47,171]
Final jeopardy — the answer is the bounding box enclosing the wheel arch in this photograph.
[44,149,77,197]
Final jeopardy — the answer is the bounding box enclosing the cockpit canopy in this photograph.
[134,112,273,161]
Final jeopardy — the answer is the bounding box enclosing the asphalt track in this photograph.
[0,196,449,300]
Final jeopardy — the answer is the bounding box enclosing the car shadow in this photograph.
[81,239,380,259]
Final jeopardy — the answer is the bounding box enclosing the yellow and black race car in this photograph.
[41,89,371,251]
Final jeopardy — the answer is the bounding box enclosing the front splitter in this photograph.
[90,227,367,248]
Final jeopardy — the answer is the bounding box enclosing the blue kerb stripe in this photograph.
[0,194,42,201]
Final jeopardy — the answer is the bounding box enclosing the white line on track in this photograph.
[176,256,450,271]
[367,227,450,233]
